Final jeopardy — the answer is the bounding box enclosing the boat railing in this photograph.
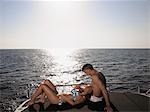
[107,82,150,97]
[26,82,150,98]
[146,89,150,95]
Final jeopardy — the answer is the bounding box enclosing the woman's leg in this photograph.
[34,94,45,104]
[34,80,58,103]
[33,103,40,112]
[29,79,58,104]
[60,94,74,105]
[43,79,58,94]
[28,84,59,105]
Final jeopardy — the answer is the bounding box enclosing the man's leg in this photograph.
[88,101,104,111]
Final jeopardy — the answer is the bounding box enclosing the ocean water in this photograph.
[0,49,150,112]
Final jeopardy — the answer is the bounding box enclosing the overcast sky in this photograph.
[0,0,149,49]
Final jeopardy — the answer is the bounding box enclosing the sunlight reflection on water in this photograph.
[42,48,86,87]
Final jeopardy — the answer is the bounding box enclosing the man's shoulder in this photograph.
[93,71,105,82]
[97,71,105,78]
[97,72,106,87]
[98,71,103,75]
[92,74,100,80]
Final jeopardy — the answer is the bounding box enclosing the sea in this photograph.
[0,49,150,112]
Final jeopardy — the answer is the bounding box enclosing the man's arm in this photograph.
[93,76,113,112]
[81,86,92,96]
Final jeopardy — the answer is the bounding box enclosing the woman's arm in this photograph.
[61,95,74,105]
[73,95,86,105]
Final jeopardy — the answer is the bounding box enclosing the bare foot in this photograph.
[35,96,45,104]
[28,100,34,106]
[33,103,40,112]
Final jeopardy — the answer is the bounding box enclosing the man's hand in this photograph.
[80,92,86,96]
[104,106,113,112]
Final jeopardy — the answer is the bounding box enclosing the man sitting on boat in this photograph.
[81,64,113,112]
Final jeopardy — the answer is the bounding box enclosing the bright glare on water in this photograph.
[42,48,86,86]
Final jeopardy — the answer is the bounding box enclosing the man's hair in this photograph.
[82,64,94,71]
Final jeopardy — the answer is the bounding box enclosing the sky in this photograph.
[0,0,149,49]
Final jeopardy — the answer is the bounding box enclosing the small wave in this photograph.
[110,68,118,71]
[45,73,56,76]
[0,71,10,74]
[71,69,82,74]
[0,68,27,74]
[0,86,11,90]
[131,75,142,79]
[0,63,18,69]
[62,71,70,74]
[139,58,148,61]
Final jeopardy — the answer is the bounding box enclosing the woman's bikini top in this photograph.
[71,88,80,101]
[58,88,81,105]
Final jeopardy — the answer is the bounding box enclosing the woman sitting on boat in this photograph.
[28,79,92,109]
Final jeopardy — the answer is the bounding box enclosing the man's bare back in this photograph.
[82,64,113,112]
